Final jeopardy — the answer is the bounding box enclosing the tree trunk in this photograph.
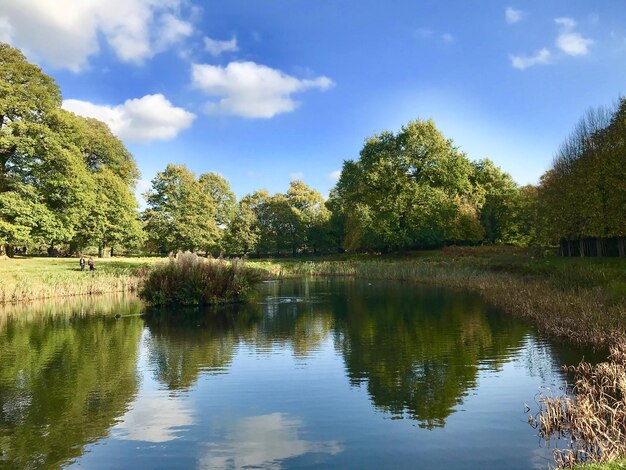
[69,241,79,256]
[110,246,114,257]
[619,238,625,258]
[596,238,603,258]
[579,239,585,257]
[98,245,103,258]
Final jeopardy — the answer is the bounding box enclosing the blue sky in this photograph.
[2,0,625,201]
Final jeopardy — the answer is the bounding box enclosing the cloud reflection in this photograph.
[112,391,193,443]
[201,413,342,469]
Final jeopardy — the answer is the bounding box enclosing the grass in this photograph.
[573,462,626,470]
[0,256,160,303]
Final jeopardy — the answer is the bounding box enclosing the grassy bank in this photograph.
[250,247,626,348]
[573,462,626,470]
[3,249,626,349]
[0,256,160,303]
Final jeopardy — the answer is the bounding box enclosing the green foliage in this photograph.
[333,119,484,251]
[143,164,221,254]
[538,100,626,244]
[0,302,142,468]
[225,182,330,256]
[0,43,141,256]
[139,251,258,306]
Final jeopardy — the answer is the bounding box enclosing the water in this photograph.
[0,279,597,469]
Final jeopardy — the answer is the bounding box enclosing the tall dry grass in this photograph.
[529,342,626,467]
[251,257,626,348]
[140,252,258,306]
[0,257,156,303]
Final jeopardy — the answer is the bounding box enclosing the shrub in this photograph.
[139,252,258,306]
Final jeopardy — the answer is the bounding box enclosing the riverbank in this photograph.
[0,256,158,303]
[250,247,626,348]
[2,249,626,349]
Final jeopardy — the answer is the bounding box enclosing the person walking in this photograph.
[79,256,85,271]
[88,257,95,271]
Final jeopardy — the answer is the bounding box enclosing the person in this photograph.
[88,257,95,271]
[79,256,85,271]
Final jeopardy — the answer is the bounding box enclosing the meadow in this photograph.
[0,256,159,303]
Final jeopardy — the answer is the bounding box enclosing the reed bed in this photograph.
[140,252,258,306]
[251,255,626,348]
[529,342,626,468]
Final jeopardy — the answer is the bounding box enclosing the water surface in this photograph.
[0,279,594,469]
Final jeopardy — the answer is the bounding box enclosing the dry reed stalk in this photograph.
[529,342,626,467]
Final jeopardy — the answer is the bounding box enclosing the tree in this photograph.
[143,164,220,254]
[198,172,236,254]
[57,113,143,256]
[0,44,142,256]
[332,119,480,252]
[286,180,330,254]
[537,99,626,255]
[225,196,260,255]
[470,159,518,244]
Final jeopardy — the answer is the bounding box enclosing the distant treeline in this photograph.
[1,43,624,257]
[538,101,626,257]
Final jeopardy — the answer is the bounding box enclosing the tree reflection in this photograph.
[332,282,528,428]
[0,297,143,469]
[143,304,258,390]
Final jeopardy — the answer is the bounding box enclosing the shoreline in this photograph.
[2,253,625,349]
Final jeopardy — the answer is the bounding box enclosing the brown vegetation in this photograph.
[529,343,626,467]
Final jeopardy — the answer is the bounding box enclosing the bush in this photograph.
[139,252,258,306]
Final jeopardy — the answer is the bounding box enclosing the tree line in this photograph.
[1,43,623,257]
[537,99,626,257]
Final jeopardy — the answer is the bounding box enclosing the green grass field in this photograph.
[0,256,161,303]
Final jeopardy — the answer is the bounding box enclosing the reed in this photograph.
[250,254,626,348]
[529,342,626,468]
[139,252,258,306]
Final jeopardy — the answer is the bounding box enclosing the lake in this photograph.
[0,278,594,469]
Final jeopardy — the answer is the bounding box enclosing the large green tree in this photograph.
[143,164,220,254]
[332,119,483,252]
[0,43,142,256]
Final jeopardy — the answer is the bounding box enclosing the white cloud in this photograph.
[554,17,577,29]
[505,7,524,24]
[0,0,192,71]
[510,48,551,70]
[0,16,13,43]
[63,94,196,143]
[290,172,304,180]
[553,17,593,56]
[191,61,334,118]
[156,14,193,50]
[204,36,239,56]
[415,29,454,44]
[329,170,341,181]
[556,32,593,56]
